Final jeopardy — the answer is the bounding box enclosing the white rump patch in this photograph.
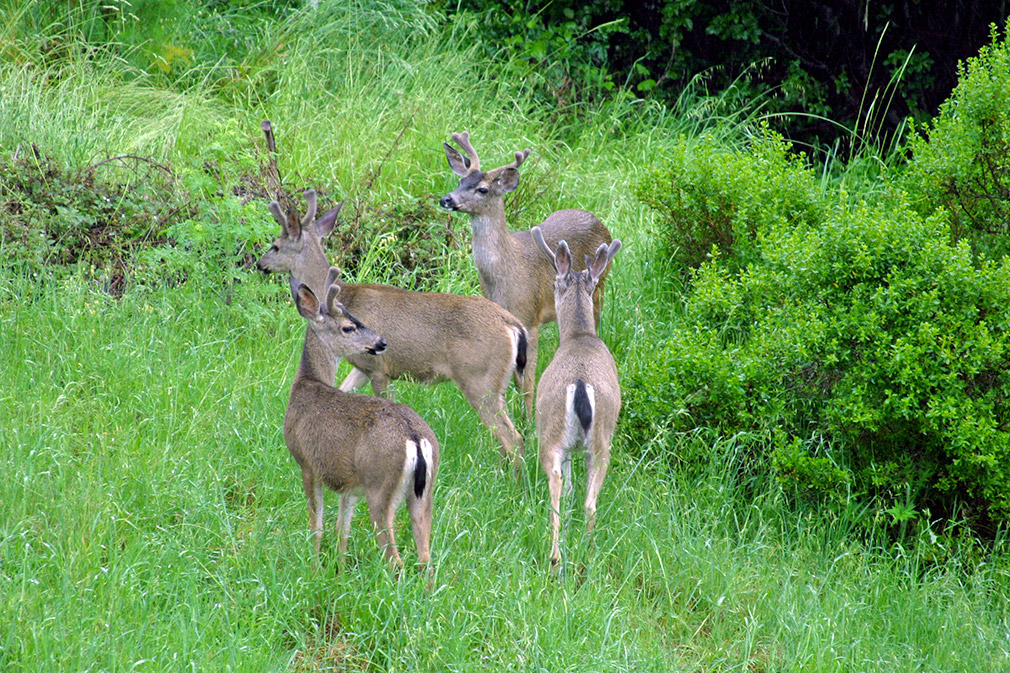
[563,382,595,450]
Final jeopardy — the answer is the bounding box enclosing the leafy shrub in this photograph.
[0,147,192,292]
[626,161,1010,526]
[903,20,1010,256]
[633,127,827,271]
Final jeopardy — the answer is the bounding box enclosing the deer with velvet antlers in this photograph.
[531,227,622,569]
[440,131,613,415]
[258,189,528,468]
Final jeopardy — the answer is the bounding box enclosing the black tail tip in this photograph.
[515,329,528,376]
[412,436,427,499]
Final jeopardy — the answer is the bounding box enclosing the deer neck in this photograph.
[557,294,597,343]
[294,327,338,388]
[469,201,518,280]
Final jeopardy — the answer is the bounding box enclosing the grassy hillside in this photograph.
[1,1,1008,671]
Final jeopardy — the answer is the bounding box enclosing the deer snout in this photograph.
[367,338,388,355]
[439,193,457,211]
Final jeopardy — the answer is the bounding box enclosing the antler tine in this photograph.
[325,265,340,290]
[451,131,481,173]
[267,201,287,230]
[324,267,341,314]
[505,148,531,171]
[301,189,318,228]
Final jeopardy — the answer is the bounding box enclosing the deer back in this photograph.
[533,230,623,442]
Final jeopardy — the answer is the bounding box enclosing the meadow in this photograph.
[2,1,1009,671]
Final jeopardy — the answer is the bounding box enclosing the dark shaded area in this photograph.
[456,1,1008,150]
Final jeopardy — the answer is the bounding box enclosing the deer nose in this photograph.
[439,194,455,211]
[370,338,387,354]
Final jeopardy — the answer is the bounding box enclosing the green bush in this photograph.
[903,20,1010,255]
[633,127,827,271]
[627,140,1010,526]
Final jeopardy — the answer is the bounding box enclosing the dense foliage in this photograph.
[904,21,1010,257]
[627,23,1010,529]
[448,1,1005,150]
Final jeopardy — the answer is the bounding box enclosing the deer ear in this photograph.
[285,206,302,239]
[292,279,322,321]
[589,240,622,283]
[444,142,470,177]
[498,167,519,193]
[268,201,288,232]
[531,226,556,269]
[315,203,342,237]
[555,240,572,276]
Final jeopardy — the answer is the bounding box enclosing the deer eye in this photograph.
[341,325,355,334]
[269,244,279,253]
[477,186,489,195]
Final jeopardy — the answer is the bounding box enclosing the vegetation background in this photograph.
[1,0,1009,670]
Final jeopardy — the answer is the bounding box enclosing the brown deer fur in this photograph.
[284,269,439,569]
[531,227,622,568]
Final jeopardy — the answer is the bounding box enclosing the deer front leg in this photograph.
[336,494,358,560]
[302,469,325,558]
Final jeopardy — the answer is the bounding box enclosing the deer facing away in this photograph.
[440,131,613,415]
[284,268,439,569]
[531,227,622,568]
[258,189,527,467]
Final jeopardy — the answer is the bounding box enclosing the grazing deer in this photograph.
[440,131,613,415]
[258,190,527,467]
[531,227,622,568]
[284,268,439,569]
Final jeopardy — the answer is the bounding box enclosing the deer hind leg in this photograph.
[592,280,606,328]
[407,488,433,569]
[366,493,403,570]
[583,431,612,538]
[302,469,325,557]
[541,445,565,568]
[516,326,539,421]
[462,380,523,468]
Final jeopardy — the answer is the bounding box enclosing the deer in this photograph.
[284,267,439,570]
[530,226,622,569]
[258,189,528,469]
[439,131,613,416]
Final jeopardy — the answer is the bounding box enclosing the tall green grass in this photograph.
[2,0,1009,671]
[3,270,1007,671]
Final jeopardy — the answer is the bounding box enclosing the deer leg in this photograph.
[464,383,523,468]
[336,494,358,559]
[368,373,393,401]
[592,279,606,328]
[584,436,611,538]
[339,367,370,393]
[562,452,573,497]
[542,446,564,567]
[367,497,403,570]
[407,489,433,569]
[302,469,324,557]
[518,326,539,421]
